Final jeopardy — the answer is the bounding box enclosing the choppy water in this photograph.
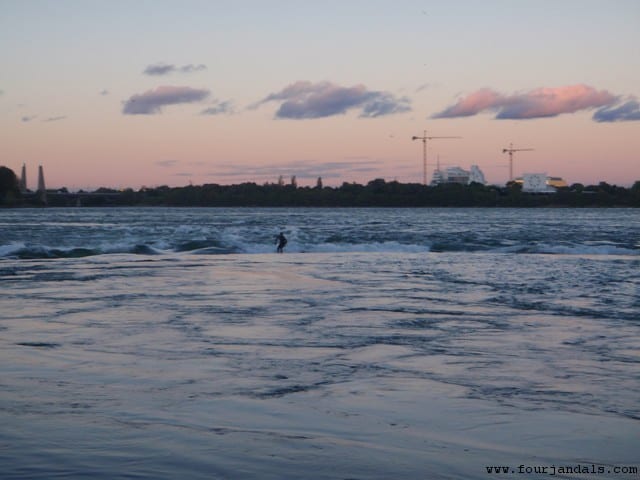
[1,207,639,479]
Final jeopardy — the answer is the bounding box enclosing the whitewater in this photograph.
[1,207,638,479]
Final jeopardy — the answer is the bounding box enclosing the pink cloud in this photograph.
[498,85,616,119]
[433,84,617,120]
[432,88,505,118]
[256,80,411,119]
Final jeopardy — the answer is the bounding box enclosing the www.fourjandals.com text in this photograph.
[485,464,638,476]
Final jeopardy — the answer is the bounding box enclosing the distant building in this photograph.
[547,177,568,188]
[468,165,487,185]
[517,173,567,193]
[430,165,486,186]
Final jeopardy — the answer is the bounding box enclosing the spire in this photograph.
[19,163,27,193]
[37,165,47,204]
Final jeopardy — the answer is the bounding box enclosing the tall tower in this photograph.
[37,165,47,204]
[19,164,27,193]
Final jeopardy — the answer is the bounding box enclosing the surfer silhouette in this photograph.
[275,232,287,253]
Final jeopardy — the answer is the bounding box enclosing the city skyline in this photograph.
[1,0,639,190]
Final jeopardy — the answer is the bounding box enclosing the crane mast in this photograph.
[503,143,534,182]
[412,130,460,185]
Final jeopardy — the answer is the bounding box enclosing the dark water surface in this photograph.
[1,208,638,479]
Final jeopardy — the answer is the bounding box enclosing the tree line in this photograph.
[2,166,640,207]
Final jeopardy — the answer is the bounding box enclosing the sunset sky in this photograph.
[1,0,639,190]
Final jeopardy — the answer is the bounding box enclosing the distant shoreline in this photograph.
[5,178,640,208]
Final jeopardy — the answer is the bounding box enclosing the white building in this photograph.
[430,165,487,186]
[521,173,557,193]
[469,165,487,185]
[514,173,568,192]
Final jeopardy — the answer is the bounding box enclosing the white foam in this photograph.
[0,242,26,257]
[225,240,432,255]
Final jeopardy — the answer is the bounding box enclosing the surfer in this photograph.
[275,232,287,253]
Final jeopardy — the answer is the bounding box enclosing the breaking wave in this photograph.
[1,207,638,260]
[2,239,638,260]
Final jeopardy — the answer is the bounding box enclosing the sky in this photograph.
[1,0,639,190]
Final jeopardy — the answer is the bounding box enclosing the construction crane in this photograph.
[502,143,534,183]
[412,130,461,185]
